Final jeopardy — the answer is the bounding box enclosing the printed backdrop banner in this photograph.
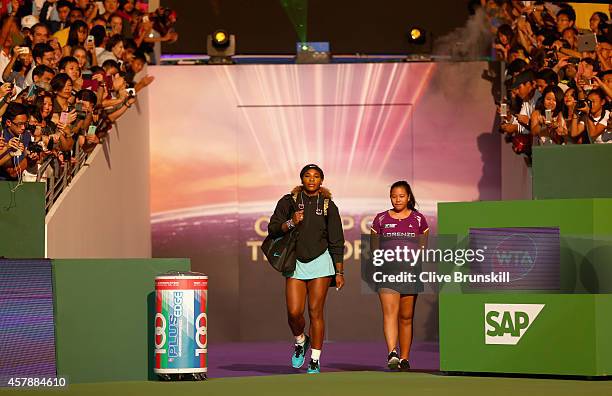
[149,62,500,342]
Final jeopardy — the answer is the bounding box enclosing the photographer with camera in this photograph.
[592,71,612,104]
[500,70,541,137]
[29,92,56,147]
[499,70,542,156]
[22,106,54,183]
[572,89,610,144]
[0,82,15,118]
[0,102,37,180]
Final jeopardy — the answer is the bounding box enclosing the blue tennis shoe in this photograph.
[307,359,320,374]
[291,335,310,368]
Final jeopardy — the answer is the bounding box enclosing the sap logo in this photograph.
[484,304,544,345]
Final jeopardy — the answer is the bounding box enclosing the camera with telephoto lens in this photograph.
[25,124,36,134]
[544,51,557,68]
[27,141,43,154]
[576,99,592,110]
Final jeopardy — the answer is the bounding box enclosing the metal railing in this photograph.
[36,142,90,213]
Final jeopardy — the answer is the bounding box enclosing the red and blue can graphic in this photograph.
[154,275,208,374]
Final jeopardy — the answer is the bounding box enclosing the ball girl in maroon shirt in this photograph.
[370,181,429,371]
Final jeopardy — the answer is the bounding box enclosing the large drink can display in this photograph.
[154,272,208,380]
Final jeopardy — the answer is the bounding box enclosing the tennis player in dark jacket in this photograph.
[267,164,345,374]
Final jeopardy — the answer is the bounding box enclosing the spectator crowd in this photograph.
[0,0,177,182]
[485,1,611,154]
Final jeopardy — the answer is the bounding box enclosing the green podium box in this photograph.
[438,199,612,293]
[53,258,191,383]
[438,198,612,376]
[439,293,612,376]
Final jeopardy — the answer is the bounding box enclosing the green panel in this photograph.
[439,294,605,376]
[593,199,612,235]
[53,259,190,383]
[437,199,612,376]
[533,145,612,199]
[0,181,45,258]
[595,295,612,375]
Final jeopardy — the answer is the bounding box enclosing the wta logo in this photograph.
[492,234,538,281]
[485,304,544,345]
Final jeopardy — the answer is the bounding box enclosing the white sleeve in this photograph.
[515,103,529,134]
[596,110,610,126]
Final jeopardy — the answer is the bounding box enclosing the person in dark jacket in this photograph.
[267,164,345,374]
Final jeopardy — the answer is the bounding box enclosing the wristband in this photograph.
[335,271,344,275]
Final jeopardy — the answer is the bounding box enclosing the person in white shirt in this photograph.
[89,25,107,66]
[572,89,610,144]
[0,36,12,80]
[530,85,568,145]
[97,34,124,65]
[24,43,56,87]
[500,69,542,136]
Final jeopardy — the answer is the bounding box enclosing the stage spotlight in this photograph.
[296,42,331,64]
[408,27,426,45]
[213,30,229,46]
[207,29,235,64]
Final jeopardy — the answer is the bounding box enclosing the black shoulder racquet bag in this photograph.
[261,227,299,273]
